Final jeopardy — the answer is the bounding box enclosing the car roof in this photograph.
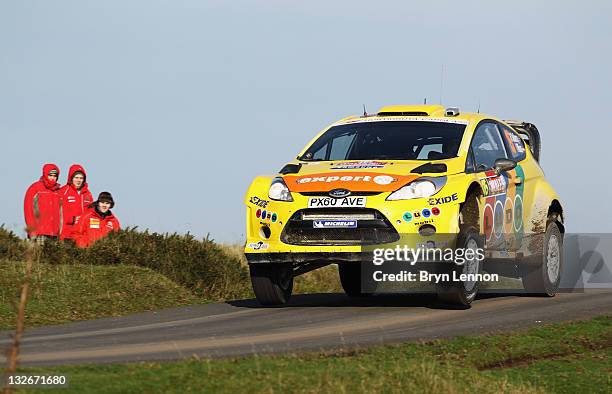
[333,104,490,125]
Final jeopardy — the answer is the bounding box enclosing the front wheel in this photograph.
[249,263,293,306]
[521,220,563,296]
[436,226,483,307]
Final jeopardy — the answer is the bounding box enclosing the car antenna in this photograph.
[362,104,368,117]
[477,99,481,113]
[424,97,427,104]
[439,64,445,104]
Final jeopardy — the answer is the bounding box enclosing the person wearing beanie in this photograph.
[23,163,62,241]
[73,191,121,248]
[59,164,94,241]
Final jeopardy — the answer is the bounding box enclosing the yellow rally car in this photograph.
[244,105,564,306]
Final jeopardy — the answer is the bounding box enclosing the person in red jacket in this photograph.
[74,192,120,248]
[23,163,62,241]
[59,164,94,241]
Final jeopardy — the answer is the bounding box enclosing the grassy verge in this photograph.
[14,316,611,393]
[0,260,341,330]
[0,261,204,330]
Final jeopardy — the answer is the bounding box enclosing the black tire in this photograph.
[249,263,293,306]
[521,220,563,296]
[436,226,483,307]
[338,263,369,297]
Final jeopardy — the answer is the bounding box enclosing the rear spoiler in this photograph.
[504,120,541,162]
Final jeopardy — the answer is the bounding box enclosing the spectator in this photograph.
[74,192,120,248]
[59,164,93,241]
[23,163,62,242]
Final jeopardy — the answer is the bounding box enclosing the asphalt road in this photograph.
[1,290,611,366]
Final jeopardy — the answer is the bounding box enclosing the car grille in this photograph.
[280,208,399,246]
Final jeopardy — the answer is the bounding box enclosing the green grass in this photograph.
[0,260,341,330]
[0,261,204,330]
[12,316,611,393]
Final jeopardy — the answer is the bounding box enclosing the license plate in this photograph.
[307,196,367,208]
[313,220,358,228]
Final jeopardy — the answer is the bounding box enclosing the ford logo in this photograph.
[329,188,351,198]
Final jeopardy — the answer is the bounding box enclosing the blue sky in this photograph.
[1,1,611,242]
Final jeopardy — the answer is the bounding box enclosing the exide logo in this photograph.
[329,188,351,198]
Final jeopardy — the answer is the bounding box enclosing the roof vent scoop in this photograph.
[445,107,460,117]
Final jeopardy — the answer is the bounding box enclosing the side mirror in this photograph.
[493,158,517,174]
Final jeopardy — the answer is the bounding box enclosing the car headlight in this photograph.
[269,177,293,201]
[386,180,437,200]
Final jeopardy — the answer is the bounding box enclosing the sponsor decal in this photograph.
[256,209,277,223]
[284,171,418,192]
[67,196,76,203]
[89,218,100,229]
[373,175,394,185]
[249,196,269,208]
[414,219,434,226]
[313,220,358,229]
[505,130,526,154]
[296,174,394,185]
[330,161,387,170]
[403,207,440,223]
[329,188,351,198]
[480,175,507,197]
[338,117,469,125]
[428,193,458,205]
[247,241,269,250]
[308,196,366,208]
[514,194,523,232]
[106,222,114,229]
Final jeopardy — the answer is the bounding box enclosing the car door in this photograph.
[497,123,532,247]
[469,121,522,252]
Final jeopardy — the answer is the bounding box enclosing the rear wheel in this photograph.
[249,263,293,306]
[338,263,369,297]
[436,226,483,307]
[521,220,563,296]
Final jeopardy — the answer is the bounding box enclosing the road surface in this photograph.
[1,290,610,366]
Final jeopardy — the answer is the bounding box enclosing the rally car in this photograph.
[244,105,564,306]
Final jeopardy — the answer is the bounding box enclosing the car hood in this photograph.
[282,160,455,193]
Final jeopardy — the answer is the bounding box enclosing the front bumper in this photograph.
[245,191,461,256]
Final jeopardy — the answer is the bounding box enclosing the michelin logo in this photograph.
[313,220,357,229]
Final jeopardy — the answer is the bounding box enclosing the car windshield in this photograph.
[300,121,466,161]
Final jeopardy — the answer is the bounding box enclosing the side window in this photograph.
[471,122,507,171]
[499,125,527,162]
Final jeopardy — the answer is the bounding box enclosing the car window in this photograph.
[311,143,328,160]
[500,124,527,162]
[329,132,356,160]
[471,122,507,171]
[301,121,465,161]
[417,143,443,159]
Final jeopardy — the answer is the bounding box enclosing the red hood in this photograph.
[40,163,60,190]
[67,164,89,191]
